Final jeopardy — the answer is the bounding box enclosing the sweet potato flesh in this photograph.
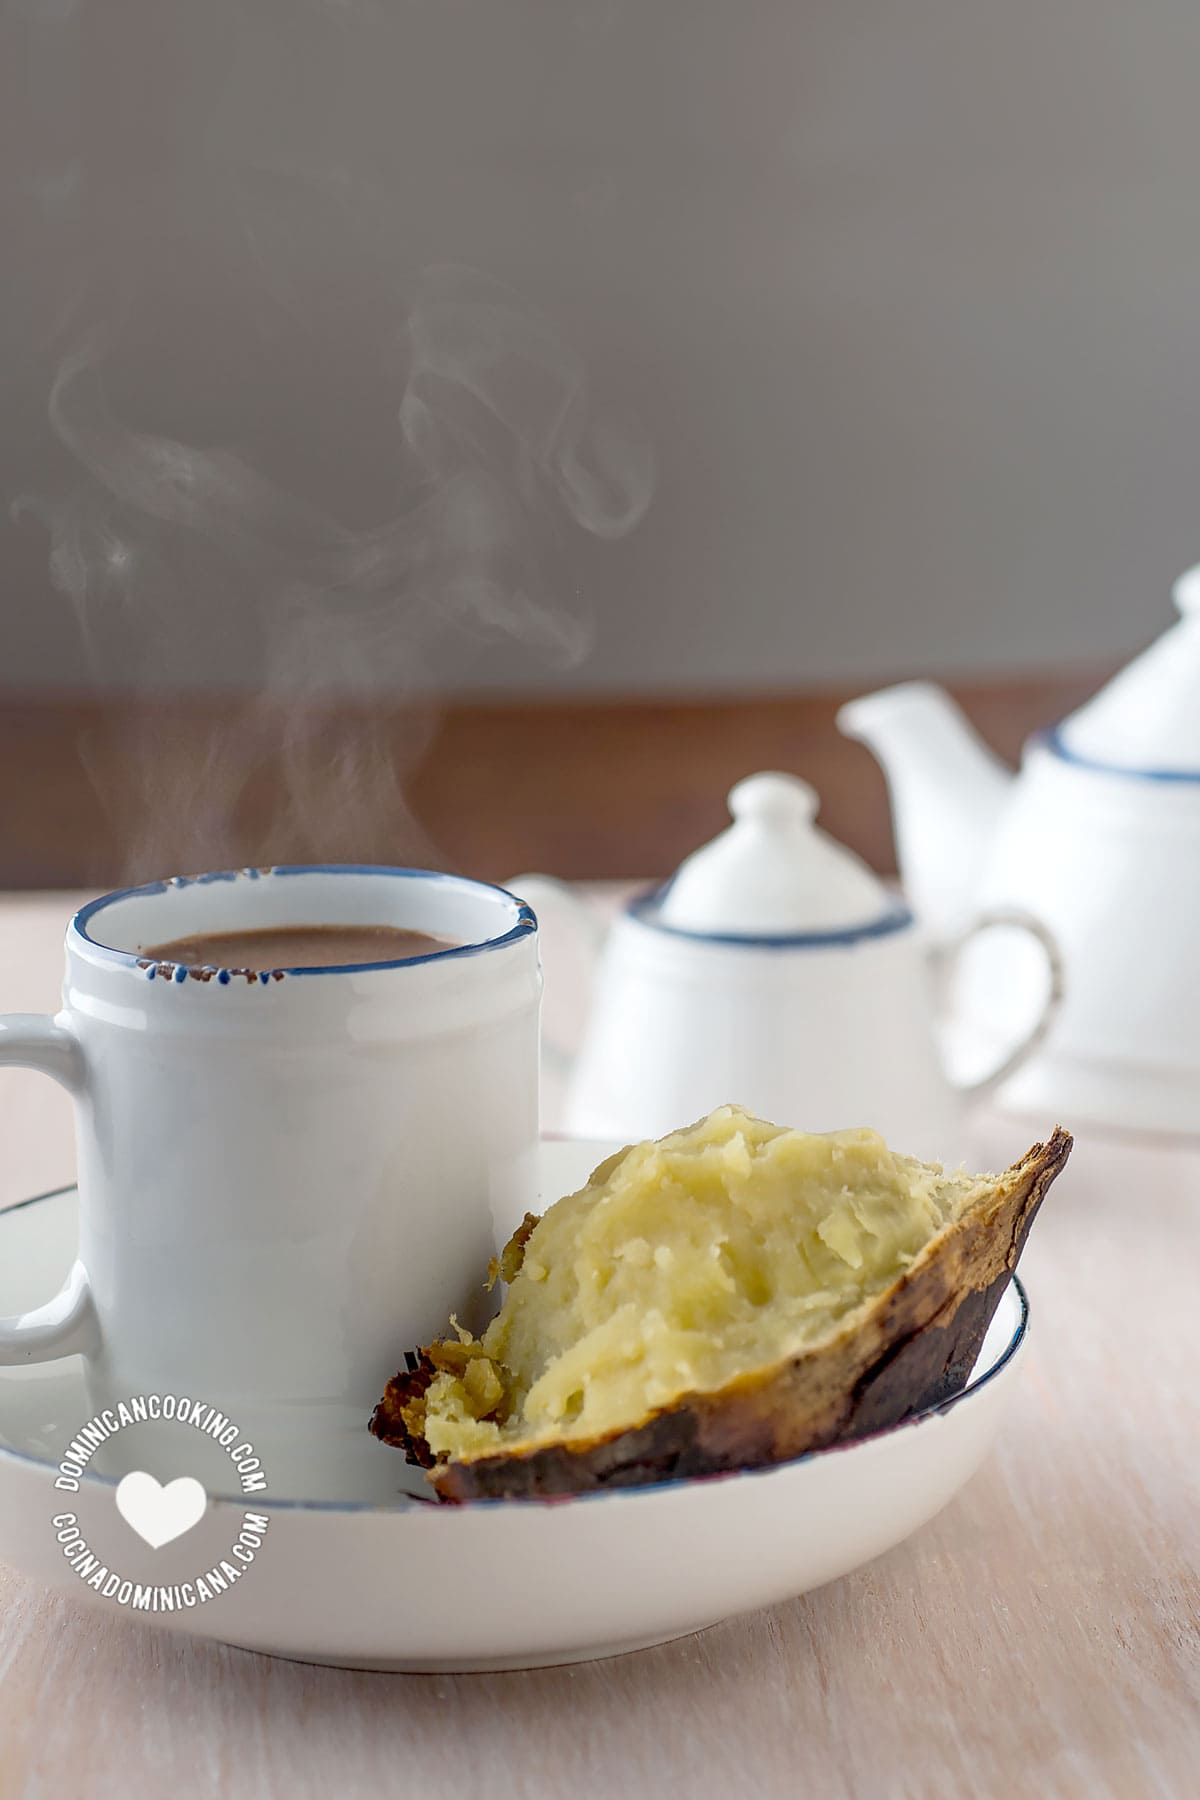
[418,1105,989,1463]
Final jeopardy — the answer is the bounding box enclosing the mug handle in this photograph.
[506,875,607,1075]
[938,911,1065,1101]
[0,1015,98,1365]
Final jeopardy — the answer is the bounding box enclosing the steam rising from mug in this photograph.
[22,265,655,877]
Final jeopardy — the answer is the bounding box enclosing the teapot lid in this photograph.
[1056,565,1200,774]
[655,772,893,936]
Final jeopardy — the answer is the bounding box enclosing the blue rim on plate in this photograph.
[0,1183,1029,1514]
[72,866,537,979]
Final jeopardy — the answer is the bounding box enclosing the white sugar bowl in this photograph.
[516,773,1062,1160]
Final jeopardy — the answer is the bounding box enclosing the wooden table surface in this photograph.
[0,671,1112,890]
[1,892,1198,1799]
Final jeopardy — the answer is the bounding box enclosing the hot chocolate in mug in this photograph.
[0,866,541,1500]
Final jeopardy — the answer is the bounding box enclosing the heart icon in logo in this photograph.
[115,1471,207,1549]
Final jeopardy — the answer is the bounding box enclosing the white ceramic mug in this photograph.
[0,866,540,1500]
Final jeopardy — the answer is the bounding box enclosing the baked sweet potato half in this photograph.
[371,1106,1072,1501]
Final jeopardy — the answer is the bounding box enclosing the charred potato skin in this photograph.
[373,1129,1072,1502]
[370,1356,440,1470]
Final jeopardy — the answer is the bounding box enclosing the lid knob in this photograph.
[1173,563,1200,618]
[728,772,819,826]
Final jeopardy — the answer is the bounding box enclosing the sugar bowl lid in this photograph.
[1056,564,1200,775]
[655,772,893,937]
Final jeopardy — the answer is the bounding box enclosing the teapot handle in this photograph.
[506,875,608,1076]
[940,909,1065,1100]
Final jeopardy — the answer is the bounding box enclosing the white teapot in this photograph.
[515,772,1062,1159]
[838,564,1200,1134]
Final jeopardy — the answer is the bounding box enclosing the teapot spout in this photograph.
[838,681,1013,936]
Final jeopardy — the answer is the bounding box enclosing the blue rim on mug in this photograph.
[72,865,537,979]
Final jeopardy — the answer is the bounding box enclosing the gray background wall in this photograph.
[3,0,1200,697]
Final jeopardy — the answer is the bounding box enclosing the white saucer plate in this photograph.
[0,1140,1030,1672]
